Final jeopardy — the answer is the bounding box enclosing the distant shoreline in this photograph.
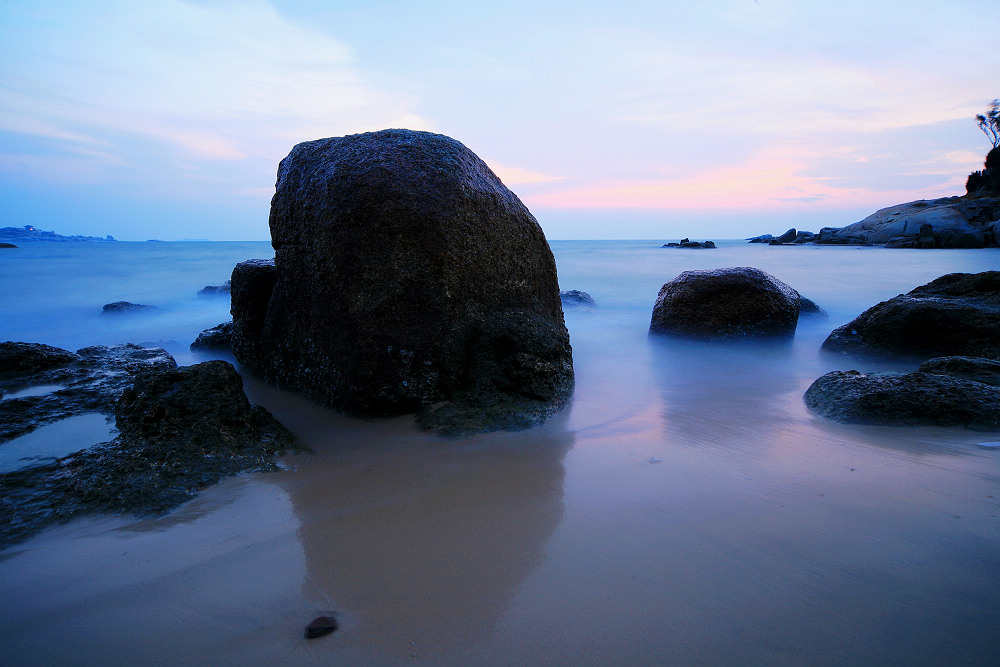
[0,225,115,243]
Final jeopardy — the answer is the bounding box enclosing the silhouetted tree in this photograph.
[976,99,1000,148]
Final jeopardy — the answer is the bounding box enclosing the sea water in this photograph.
[1,240,999,665]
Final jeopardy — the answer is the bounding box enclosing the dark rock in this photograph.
[191,322,234,351]
[885,235,915,249]
[774,228,797,244]
[229,259,277,372]
[102,301,157,314]
[0,359,295,547]
[804,369,1000,430]
[0,342,79,380]
[747,234,773,243]
[0,243,16,248]
[231,129,573,434]
[0,343,177,442]
[197,280,231,297]
[798,296,826,317]
[918,356,1000,387]
[793,231,815,243]
[822,271,1000,361]
[649,267,800,340]
[817,197,1000,247]
[559,290,596,307]
[305,616,338,639]
[662,239,716,248]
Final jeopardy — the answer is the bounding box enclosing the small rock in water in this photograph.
[305,615,338,639]
[102,301,157,314]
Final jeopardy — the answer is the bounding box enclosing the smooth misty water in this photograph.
[1,240,999,665]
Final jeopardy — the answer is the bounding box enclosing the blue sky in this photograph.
[1,0,997,240]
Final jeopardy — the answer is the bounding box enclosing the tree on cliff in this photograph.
[976,99,1000,149]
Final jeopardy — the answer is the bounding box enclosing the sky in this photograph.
[1,0,998,241]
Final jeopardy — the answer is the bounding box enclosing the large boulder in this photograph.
[822,271,1000,360]
[804,369,1000,430]
[231,129,573,434]
[649,267,800,339]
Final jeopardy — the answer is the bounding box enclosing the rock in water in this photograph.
[804,369,1000,430]
[822,271,1000,360]
[649,267,800,340]
[231,129,573,434]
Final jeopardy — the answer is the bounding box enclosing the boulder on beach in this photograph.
[822,271,1000,360]
[804,369,1000,430]
[230,129,573,435]
[649,267,800,340]
[102,301,157,314]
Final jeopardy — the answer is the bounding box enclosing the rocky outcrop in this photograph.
[0,342,80,379]
[102,301,157,314]
[231,129,573,435]
[1,359,294,547]
[813,197,1000,248]
[191,321,233,351]
[0,343,177,441]
[197,280,231,297]
[649,267,800,340]
[822,271,1000,360]
[803,369,1000,430]
[559,290,596,308]
[661,238,716,249]
[0,243,16,248]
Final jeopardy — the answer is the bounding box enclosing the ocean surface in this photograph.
[1,239,999,665]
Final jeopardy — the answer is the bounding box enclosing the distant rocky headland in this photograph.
[0,225,115,243]
[748,146,1000,249]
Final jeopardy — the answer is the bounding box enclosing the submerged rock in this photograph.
[662,238,716,249]
[197,280,231,297]
[798,296,826,317]
[231,129,573,435]
[560,290,596,308]
[649,267,800,340]
[102,301,157,314]
[822,271,1000,360]
[804,369,1000,430]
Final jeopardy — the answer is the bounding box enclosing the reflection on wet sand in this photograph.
[247,377,574,661]
[647,335,801,448]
